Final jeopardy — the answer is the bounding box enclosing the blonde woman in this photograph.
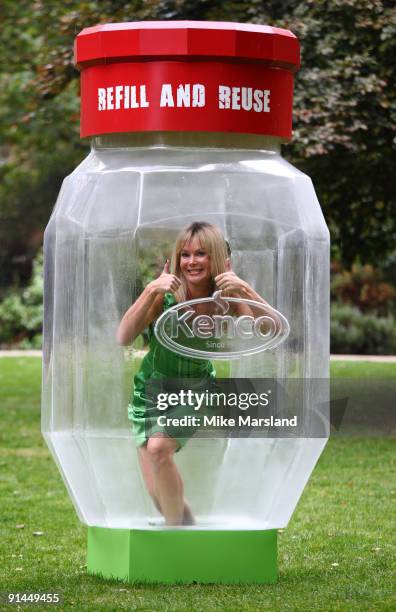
[117,221,277,526]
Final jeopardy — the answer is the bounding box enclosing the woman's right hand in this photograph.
[148,260,181,295]
[117,261,180,345]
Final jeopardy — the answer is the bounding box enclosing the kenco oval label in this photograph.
[154,291,289,360]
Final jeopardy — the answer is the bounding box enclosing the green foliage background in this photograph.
[0,1,395,350]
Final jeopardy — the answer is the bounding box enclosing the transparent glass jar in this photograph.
[42,23,329,548]
[42,128,329,529]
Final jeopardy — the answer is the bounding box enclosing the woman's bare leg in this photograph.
[138,446,162,513]
[138,437,195,525]
[146,435,184,525]
[182,500,195,526]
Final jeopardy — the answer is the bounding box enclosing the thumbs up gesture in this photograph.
[161,259,171,275]
[148,258,181,295]
[214,258,247,295]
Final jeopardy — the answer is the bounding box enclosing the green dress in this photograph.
[128,293,216,450]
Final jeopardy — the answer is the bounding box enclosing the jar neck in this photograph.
[91,132,283,152]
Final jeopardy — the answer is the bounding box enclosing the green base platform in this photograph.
[87,526,277,584]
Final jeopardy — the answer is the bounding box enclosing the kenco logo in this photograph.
[154,291,289,360]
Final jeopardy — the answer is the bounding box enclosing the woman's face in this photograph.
[179,237,212,287]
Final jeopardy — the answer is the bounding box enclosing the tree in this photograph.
[0,0,395,287]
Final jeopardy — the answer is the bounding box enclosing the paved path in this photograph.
[0,350,395,362]
[330,354,396,362]
[0,350,43,357]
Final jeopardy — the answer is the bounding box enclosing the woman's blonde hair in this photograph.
[171,222,229,302]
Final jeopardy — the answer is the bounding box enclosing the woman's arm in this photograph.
[116,285,163,346]
[116,261,181,346]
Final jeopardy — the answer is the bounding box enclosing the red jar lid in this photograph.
[74,21,300,139]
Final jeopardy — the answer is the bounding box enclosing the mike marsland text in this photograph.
[156,414,298,428]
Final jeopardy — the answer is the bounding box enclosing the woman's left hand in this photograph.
[214,260,247,295]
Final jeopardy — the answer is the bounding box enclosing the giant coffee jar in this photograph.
[42,21,330,584]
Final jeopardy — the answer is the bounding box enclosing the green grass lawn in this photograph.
[0,357,395,611]
[330,360,396,378]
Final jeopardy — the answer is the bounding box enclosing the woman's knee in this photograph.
[146,435,177,468]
